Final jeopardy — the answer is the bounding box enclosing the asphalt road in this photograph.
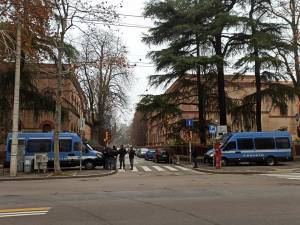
[0,156,300,225]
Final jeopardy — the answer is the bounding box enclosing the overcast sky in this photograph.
[109,0,163,124]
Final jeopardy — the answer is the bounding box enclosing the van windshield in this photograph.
[220,133,232,146]
[84,143,93,152]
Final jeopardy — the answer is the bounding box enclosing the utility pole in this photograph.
[10,15,22,177]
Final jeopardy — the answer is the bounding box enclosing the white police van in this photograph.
[204,131,292,166]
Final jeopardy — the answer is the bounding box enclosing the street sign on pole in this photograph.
[209,125,217,134]
[186,119,193,127]
[217,125,227,135]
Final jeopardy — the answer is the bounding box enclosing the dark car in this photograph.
[153,149,169,163]
[144,149,155,161]
[136,148,148,158]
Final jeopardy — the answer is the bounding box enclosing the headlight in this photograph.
[96,152,103,158]
[209,153,214,157]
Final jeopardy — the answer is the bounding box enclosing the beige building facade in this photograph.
[146,76,299,146]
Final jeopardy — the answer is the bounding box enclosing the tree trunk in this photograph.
[254,51,262,131]
[196,40,206,144]
[53,39,63,173]
[10,18,21,177]
[250,0,262,131]
[215,34,227,126]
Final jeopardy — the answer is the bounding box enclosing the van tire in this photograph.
[266,157,276,166]
[221,158,228,166]
[84,160,95,170]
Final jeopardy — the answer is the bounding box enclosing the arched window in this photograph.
[42,124,52,133]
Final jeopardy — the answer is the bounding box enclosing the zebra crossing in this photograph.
[118,165,203,173]
[261,173,300,181]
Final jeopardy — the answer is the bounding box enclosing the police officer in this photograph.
[128,146,135,170]
[118,145,127,169]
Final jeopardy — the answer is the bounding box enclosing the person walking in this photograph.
[118,145,127,170]
[191,148,198,168]
[128,146,135,170]
[106,147,115,171]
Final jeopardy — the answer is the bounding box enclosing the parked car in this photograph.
[5,132,104,170]
[204,131,292,166]
[153,148,170,163]
[144,149,155,161]
[136,148,148,158]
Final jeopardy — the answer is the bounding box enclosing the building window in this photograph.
[42,124,52,132]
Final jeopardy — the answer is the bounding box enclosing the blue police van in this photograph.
[204,131,292,166]
[5,132,104,170]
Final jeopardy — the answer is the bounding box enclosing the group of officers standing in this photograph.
[103,145,135,170]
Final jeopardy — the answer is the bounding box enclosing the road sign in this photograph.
[186,119,193,127]
[209,125,217,134]
[217,125,227,134]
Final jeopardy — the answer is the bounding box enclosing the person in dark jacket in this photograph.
[118,145,127,169]
[191,149,198,168]
[128,146,135,170]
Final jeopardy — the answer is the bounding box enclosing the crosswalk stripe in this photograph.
[163,166,178,171]
[152,166,166,171]
[174,166,191,171]
[261,173,300,181]
[141,166,152,172]
[132,167,138,172]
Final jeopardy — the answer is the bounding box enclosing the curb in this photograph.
[176,163,300,175]
[0,170,117,182]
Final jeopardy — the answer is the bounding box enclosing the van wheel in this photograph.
[85,160,95,170]
[221,158,228,166]
[266,157,276,166]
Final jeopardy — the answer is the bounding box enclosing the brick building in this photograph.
[0,63,91,156]
[146,75,298,146]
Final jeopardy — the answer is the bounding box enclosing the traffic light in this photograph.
[297,125,300,137]
[104,131,112,143]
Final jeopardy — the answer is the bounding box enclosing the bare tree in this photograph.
[78,28,131,144]
[270,0,300,89]
[49,0,118,173]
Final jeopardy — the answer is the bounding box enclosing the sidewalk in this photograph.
[0,167,117,181]
[178,160,300,174]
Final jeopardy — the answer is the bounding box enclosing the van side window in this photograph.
[27,139,51,153]
[224,142,236,151]
[276,138,290,149]
[59,139,72,152]
[7,140,25,152]
[74,142,81,151]
[237,139,254,150]
[254,138,275,149]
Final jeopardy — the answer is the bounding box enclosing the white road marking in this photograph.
[152,166,166,171]
[141,166,152,172]
[174,166,191,171]
[0,207,50,219]
[132,167,138,172]
[261,173,300,180]
[163,166,178,171]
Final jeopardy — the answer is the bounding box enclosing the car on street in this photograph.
[136,148,148,158]
[153,148,170,163]
[144,149,156,161]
